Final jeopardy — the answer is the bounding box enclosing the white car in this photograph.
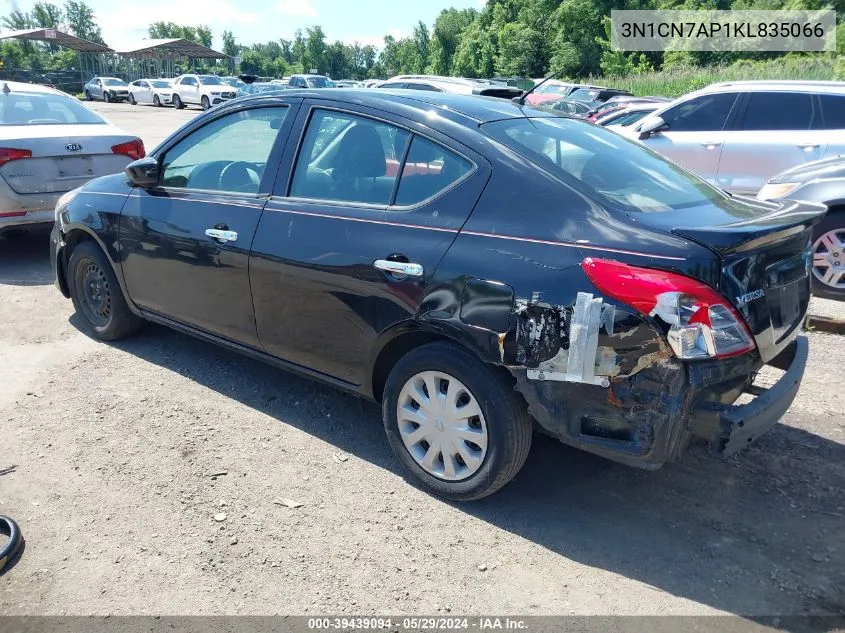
[171,74,237,111]
[627,80,845,195]
[0,81,144,232]
[128,79,174,107]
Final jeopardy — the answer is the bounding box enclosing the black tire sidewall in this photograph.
[129,93,136,105]
[154,95,160,107]
[382,342,530,501]
[202,96,210,110]
[67,241,140,341]
[104,91,110,102]
[84,90,91,100]
[812,210,845,301]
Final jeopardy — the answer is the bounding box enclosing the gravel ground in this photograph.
[0,105,843,619]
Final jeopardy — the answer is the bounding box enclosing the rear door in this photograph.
[249,101,490,384]
[717,91,827,195]
[639,92,740,186]
[119,100,298,346]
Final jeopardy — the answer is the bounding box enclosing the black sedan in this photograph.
[51,89,822,500]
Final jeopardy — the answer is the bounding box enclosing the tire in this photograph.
[103,91,111,103]
[129,93,136,105]
[173,94,184,109]
[382,341,532,501]
[67,241,143,341]
[201,96,210,111]
[84,90,92,101]
[811,210,845,301]
[153,95,161,107]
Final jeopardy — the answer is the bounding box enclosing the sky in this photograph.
[5,0,487,51]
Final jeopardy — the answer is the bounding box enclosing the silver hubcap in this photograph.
[813,228,845,289]
[396,371,488,481]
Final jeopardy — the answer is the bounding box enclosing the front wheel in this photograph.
[811,210,845,301]
[201,96,210,110]
[103,91,111,103]
[382,342,533,501]
[84,90,92,101]
[173,94,184,109]
[153,94,161,107]
[67,241,143,341]
[128,93,136,105]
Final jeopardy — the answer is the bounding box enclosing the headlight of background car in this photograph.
[211,91,221,96]
[55,187,81,220]
[756,182,800,201]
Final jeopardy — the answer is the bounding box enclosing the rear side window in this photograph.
[395,136,472,206]
[740,92,818,131]
[0,92,105,126]
[290,110,408,205]
[662,93,738,132]
[819,94,845,129]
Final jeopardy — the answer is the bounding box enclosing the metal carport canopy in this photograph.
[0,28,113,52]
[113,39,227,59]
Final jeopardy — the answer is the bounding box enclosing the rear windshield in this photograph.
[568,88,599,101]
[482,117,725,213]
[0,92,106,126]
[150,80,171,88]
[305,77,330,88]
[104,78,127,87]
[199,76,222,85]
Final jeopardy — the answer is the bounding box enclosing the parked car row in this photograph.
[84,75,245,110]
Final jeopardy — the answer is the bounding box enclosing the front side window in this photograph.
[161,106,288,193]
[290,110,408,205]
[0,92,106,126]
[661,93,738,132]
[483,117,729,213]
[740,92,818,131]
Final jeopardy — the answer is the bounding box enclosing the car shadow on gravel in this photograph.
[98,323,844,625]
[0,227,53,286]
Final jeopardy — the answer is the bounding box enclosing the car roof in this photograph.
[1,80,62,95]
[699,80,845,95]
[243,88,556,124]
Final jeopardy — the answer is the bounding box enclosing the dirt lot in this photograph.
[0,103,844,619]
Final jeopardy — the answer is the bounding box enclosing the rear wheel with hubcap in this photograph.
[67,241,143,341]
[811,211,845,301]
[382,342,532,500]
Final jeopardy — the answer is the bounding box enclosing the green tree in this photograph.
[195,25,213,48]
[452,19,495,77]
[2,9,33,30]
[305,26,327,73]
[411,20,430,73]
[427,8,477,75]
[31,2,63,28]
[221,30,238,57]
[63,1,104,44]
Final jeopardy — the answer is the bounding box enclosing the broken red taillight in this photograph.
[582,257,756,360]
[111,138,145,161]
[0,147,32,167]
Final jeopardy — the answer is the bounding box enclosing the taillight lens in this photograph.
[0,147,32,166]
[582,257,756,360]
[111,138,145,160]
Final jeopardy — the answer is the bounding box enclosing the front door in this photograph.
[249,102,489,384]
[640,92,740,186]
[120,102,297,346]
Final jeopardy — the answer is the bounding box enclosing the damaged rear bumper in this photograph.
[692,335,808,457]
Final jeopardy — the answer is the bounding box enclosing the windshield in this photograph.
[483,117,726,213]
[0,92,106,126]
[150,80,171,89]
[104,79,127,87]
[537,84,569,96]
[569,88,599,101]
[199,76,222,85]
[305,77,330,88]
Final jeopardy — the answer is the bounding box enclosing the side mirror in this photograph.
[638,116,667,140]
[125,156,159,188]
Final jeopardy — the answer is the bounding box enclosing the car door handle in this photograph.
[797,143,820,150]
[700,141,722,148]
[373,259,424,277]
[205,228,238,242]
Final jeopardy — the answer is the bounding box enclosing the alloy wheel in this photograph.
[396,370,488,481]
[812,228,845,290]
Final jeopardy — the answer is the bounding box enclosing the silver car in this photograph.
[83,76,131,102]
[630,81,845,195]
[0,81,144,231]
